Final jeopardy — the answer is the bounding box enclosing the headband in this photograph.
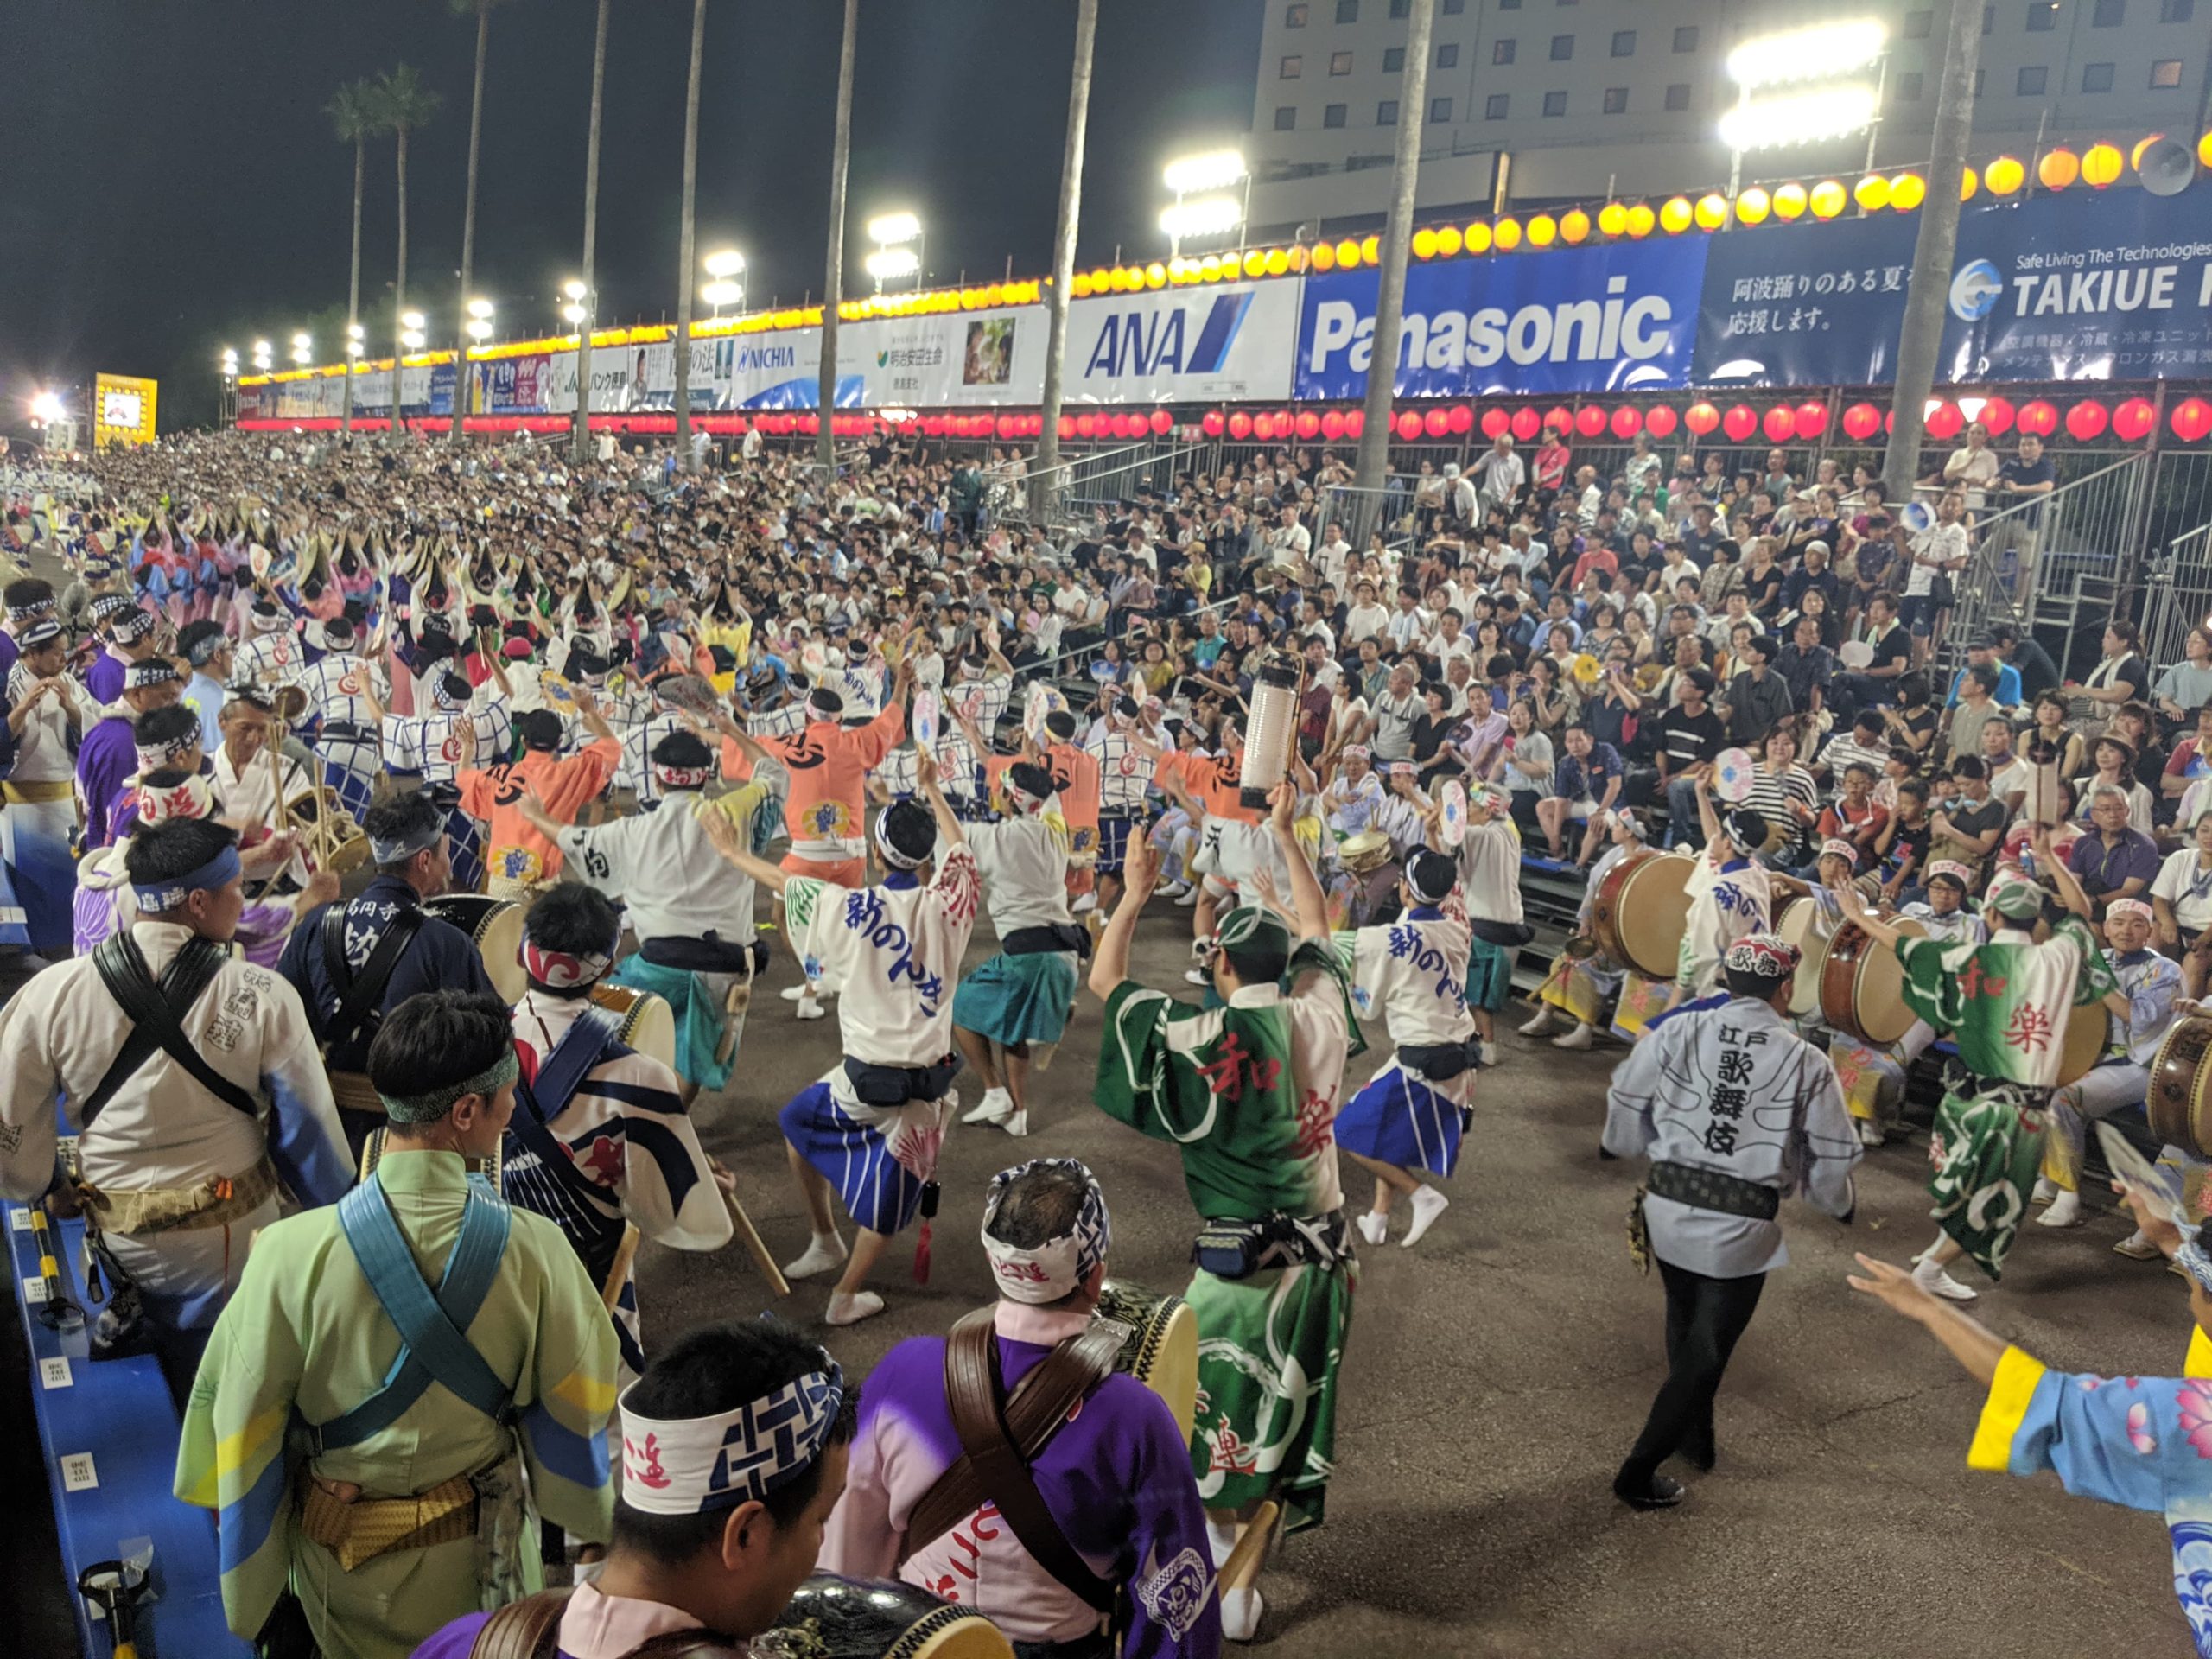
[1404,849,1459,906]
[136,731,200,772]
[124,658,179,690]
[1002,768,1051,817]
[1987,879,2046,922]
[1818,838,1859,868]
[806,687,843,719]
[368,817,444,866]
[1340,745,1370,764]
[7,598,54,623]
[2177,1230,2212,1297]
[1724,933,1801,980]
[134,772,216,826]
[17,619,61,649]
[2107,897,2154,925]
[653,761,715,790]
[1925,859,1974,887]
[1216,904,1292,959]
[111,609,156,643]
[522,933,618,990]
[249,604,289,635]
[378,1047,521,1126]
[89,593,131,621]
[979,1159,1112,1306]
[874,807,934,870]
[618,1361,847,1516]
[432,677,470,713]
[130,845,241,912]
[1721,809,1759,849]
[184,630,227,666]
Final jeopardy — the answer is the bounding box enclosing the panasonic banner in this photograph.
[1295,244,1705,401]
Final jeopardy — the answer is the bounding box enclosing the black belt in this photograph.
[1647,1160,1779,1222]
[321,721,370,740]
[1398,1040,1479,1083]
[1004,923,1091,960]
[1192,1210,1350,1280]
[842,1054,960,1107]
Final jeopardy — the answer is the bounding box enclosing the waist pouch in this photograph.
[1470,918,1535,947]
[1398,1040,1479,1084]
[1647,1160,1780,1222]
[1193,1210,1350,1281]
[640,931,766,976]
[1004,923,1093,961]
[843,1054,960,1107]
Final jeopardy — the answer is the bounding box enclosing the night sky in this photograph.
[3,0,1263,436]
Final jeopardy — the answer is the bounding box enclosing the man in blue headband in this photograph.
[177,988,616,1659]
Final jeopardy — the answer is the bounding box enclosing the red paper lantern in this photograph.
[1058,415,1077,439]
[1721,404,1758,442]
[1150,407,1174,435]
[1509,407,1541,442]
[1571,404,1605,439]
[1481,407,1511,439]
[2113,397,2156,442]
[1793,401,1828,440]
[1762,405,1797,443]
[1294,410,1321,440]
[804,413,821,435]
[1227,410,1253,440]
[1395,410,1425,442]
[1422,407,1452,439]
[1447,404,1475,435]
[2016,400,2058,438]
[1979,395,2016,437]
[1344,410,1366,439]
[1609,405,1643,441]
[2064,398,2109,442]
[1200,410,1224,437]
[1644,406,1678,440]
[1542,405,1574,439]
[1075,412,1097,438]
[1320,409,1346,441]
[1840,403,1881,442]
[1923,402,1963,442]
[1252,411,1277,441]
[1685,401,1720,436]
[995,415,1017,439]
[2173,397,2212,442]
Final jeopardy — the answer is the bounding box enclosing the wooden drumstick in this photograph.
[1218,1500,1279,1593]
[723,1187,791,1298]
[601,1222,642,1313]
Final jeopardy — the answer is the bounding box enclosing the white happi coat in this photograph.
[1677,852,1772,993]
[964,815,1075,942]
[557,788,765,950]
[381,694,513,785]
[1347,908,1478,1109]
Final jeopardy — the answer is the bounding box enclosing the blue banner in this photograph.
[1295,241,1707,400]
[1694,216,1920,388]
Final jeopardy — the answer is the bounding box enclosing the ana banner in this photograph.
[1295,243,1706,401]
[1065,282,1300,404]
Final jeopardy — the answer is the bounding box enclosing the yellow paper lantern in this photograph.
[1287,244,1310,272]
[1166,257,1192,284]
[1694,193,1729,232]
[1527,213,1558,248]
[1144,263,1167,289]
[2037,147,2080,191]
[1809,179,1847,219]
[2082,142,2124,188]
[1961,165,1980,201]
[2200,130,2212,169]
[1412,227,1439,260]
[1853,174,1890,212]
[1126,264,1149,289]
[1735,187,1771,226]
[1335,238,1362,268]
[1243,250,1268,277]
[1463,222,1493,255]
[1089,268,1112,293]
[1986,155,2025,194]
[1659,195,1694,234]
[1493,217,1522,251]
[1772,181,1808,220]
[2135,134,2166,169]
[1263,247,1290,276]
[1435,225,1463,257]
[1889,172,1926,212]
[1308,243,1334,273]
[1560,208,1591,245]
[1597,202,1629,238]
[1200,253,1224,280]
[1360,234,1382,264]
[1624,203,1656,238]
[1071,272,1093,299]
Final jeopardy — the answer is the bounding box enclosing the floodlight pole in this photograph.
[1354,0,1437,493]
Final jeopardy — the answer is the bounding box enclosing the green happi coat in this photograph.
[174,1151,618,1659]
[1096,939,1365,1529]
[1897,915,2117,1281]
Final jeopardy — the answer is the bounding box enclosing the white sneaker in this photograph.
[1518,1007,1559,1037]
[1552,1021,1595,1051]
[1477,1040,1500,1068]
[783,1234,848,1281]
[1185,967,1211,986]
[2036,1190,2084,1229]
[1911,1255,1978,1302]
[963,1087,1014,1126]
[1220,1587,1264,1643]
[1174,886,1203,907]
[1356,1211,1389,1246]
[2031,1177,2058,1205]
[1071,891,1098,914]
[1159,880,1192,900]
[825,1289,886,1327]
[779,982,811,1001]
[794,990,827,1021]
[1401,1185,1450,1248]
[1000,1109,1030,1138]
[1856,1119,1885,1148]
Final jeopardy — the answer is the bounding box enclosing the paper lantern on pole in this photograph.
[1809,180,1847,219]
[1961,165,1980,201]
[2172,397,2212,442]
[1294,409,1322,440]
[1150,407,1175,435]
[2037,148,2080,192]
[1527,214,1558,248]
[1735,187,1771,226]
[1853,174,1890,213]
[2200,131,2212,171]
[1058,415,1077,439]
[1447,404,1475,435]
[1435,226,1464,257]
[2064,399,2109,442]
[1320,409,1346,441]
[1685,402,1720,437]
[1597,202,1628,238]
[1659,196,1694,235]
[2113,397,2157,442]
[1463,222,1492,256]
[1395,410,1425,442]
[1493,218,1523,252]
[1694,193,1731,232]
[1610,404,1643,440]
[1560,208,1591,245]
[1481,407,1511,439]
[1309,242,1337,273]
[1227,410,1252,441]
[2082,143,2124,188]
[1247,411,1272,442]
[1763,405,1797,443]
[1722,404,1758,442]
[1772,181,1808,220]
[996,414,1018,439]
[1889,172,1927,212]
[1412,227,1440,261]
[1574,404,1607,438]
[1841,402,1882,442]
[1535,405,1568,440]
[1510,407,1541,442]
[1794,401,1829,439]
[1199,410,1224,437]
[1423,407,1452,439]
[1986,155,2026,195]
[1644,405,1679,440]
[1624,203,1656,238]
[1979,395,2016,436]
[1923,401,1963,442]
[1344,410,1365,439]
[2016,399,2059,438]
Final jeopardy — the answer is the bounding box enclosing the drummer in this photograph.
[211,684,327,893]
[505,882,734,1379]
[1662,783,1773,1018]
[2034,897,2183,1232]
[819,1158,1221,1658]
[1520,811,1645,1051]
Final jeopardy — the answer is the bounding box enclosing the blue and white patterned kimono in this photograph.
[1970,1344,2212,1655]
[1334,907,1477,1176]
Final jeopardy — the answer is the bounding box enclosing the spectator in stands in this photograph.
[1942,664,2005,766]
[2080,620,2152,710]
[1363,662,1423,764]
[1817,762,1891,867]
[1946,636,2023,709]
[2069,782,2160,928]
[1772,613,1835,728]
[1924,420,2000,512]
[1742,725,1820,869]
[2074,734,2155,837]
[1830,590,1913,716]
[1987,621,2061,702]
[2153,810,2212,1000]
[1983,717,2033,816]
[2112,701,2170,794]
[2156,628,2212,727]
[1819,709,1892,788]
[1493,698,1554,835]
[1716,632,1792,748]
[1656,668,1726,847]
[1874,779,1935,903]
[1896,493,1970,660]
[1474,432,1525,512]
[1928,756,2008,887]
[1986,431,2056,600]
[1538,722,1624,868]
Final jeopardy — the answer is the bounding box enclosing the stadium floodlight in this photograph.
[29,391,65,424]
[465,320,494,341]
[561,302,588,324]
[401,328,427,350]
[702,248,746,278]
[865,248,920,282]
[1726,20,1887,90]
[701,278,744,309]
[1163,148,1248,195]
[1160,194,1245,244]
[347,321,365,340]
[401,310,426,330]
[466,297,495,321]
[866,212,920,246]
[562,278,589,302]
[1718,82,1880,152]
[289,334,314,365]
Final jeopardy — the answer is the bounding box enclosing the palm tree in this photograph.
[817,0,858,474]
[449,0,514,445]
[573,0,612,464]
[673,0,708,473]
[326,79,377,442]
[1354,0,1434,494]
[371,64,441,444]
[1032,0,1098,516]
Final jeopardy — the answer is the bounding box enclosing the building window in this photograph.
[1389,0,1409,15]
[2152,57,2184,86]
[2025,1,2057,29]
[1284,2,1307,23]
[2162,0,2195,20]
[1664,82,1692,111]
[1335,0,1357,22]
[2092,0,2125,22]
[1377,98,1399,124]
[1485,92,1510,118]
[1673,24,1699,51]
[1973,66,1986,94]
[1436,42,1459,67]
[1280,54,1302,77]
[1494,37,1516,63]
[1982,3,1995,33]
[1430,95,1454,121]
[1895,70,1924,100]
[1383,45,1403,70]
[2016,64,2047,94]
[1441,0,1465,12]
[2081,60,2115,92]
[1324,103,1348,127]
[1611,29,1636,55]
[1904,9,1932,37]
[1497,0,1517,9]
[1550,33,1573,60]
[1330,49,1352,73]
[1542,89,1567,116]
[1274,105,1297,129]
[1603,85,1628,112]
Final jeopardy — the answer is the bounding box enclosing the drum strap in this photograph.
[905,1307,1121,1612]
[467,1589,744,1659]
[505,1013,631,1281]
[321,904,426,1053]
[84,933,258,1127]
